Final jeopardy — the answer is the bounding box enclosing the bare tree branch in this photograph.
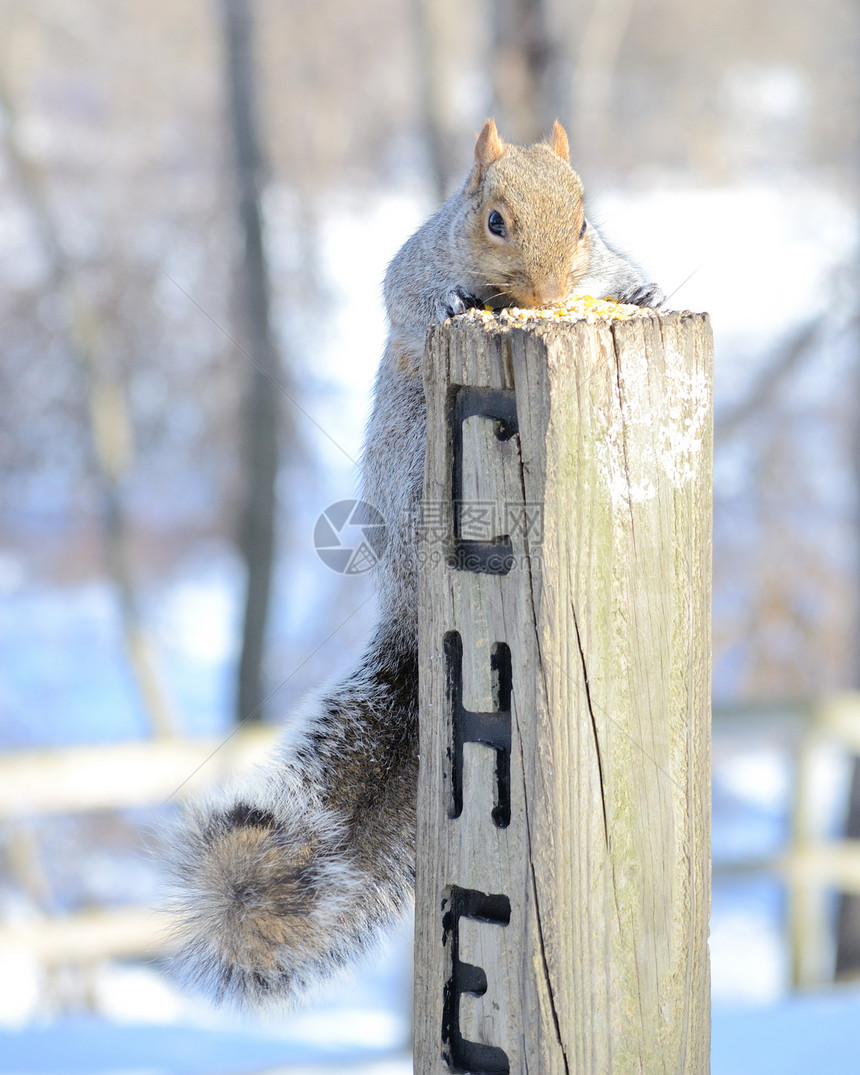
[0,77,176,738]
[715,315,835,443]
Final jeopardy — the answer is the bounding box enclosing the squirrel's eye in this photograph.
[579,219,587,240]
[488,210,506,237]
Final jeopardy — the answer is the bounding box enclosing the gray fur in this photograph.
[165,122,660,1009]
[577,223,665,308]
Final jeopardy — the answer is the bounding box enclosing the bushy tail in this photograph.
[166,627,418,1009]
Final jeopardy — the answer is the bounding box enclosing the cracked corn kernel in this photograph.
[458,294,655,326]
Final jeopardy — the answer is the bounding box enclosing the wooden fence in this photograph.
[0,727,276,965]
[2,698,858,992]
[712,695,860,988]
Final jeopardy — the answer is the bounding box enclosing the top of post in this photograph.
[425,296,709,345]
[423,297,711,378]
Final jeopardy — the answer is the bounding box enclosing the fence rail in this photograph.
[712,693,860,986]
[0,727,276,818]
[0,726,277,969]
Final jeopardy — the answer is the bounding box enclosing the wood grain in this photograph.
[414,311,713,1074]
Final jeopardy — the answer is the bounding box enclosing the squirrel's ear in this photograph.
[469,119,505,189]
[549,120,570,163]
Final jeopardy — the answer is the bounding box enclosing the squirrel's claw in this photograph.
[440,287,480,321]
[617,282,664,309]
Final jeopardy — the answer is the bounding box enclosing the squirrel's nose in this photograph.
[529,273,567,307]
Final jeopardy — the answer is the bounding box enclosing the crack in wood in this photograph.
[572,604,610,848]
[514,703,572,1075]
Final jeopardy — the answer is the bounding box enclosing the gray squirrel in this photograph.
[167,119,663,1008]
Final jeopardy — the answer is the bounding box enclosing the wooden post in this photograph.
[414,310,713,1073]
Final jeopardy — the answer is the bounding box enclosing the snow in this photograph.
[0,1020,411,1075]
[710,879,788,1003]
[712,991,860,1075]
[3,999,860,1074]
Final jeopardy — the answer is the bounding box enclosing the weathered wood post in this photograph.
[414,307,713,1073]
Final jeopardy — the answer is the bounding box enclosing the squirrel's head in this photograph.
[465,119,590,309]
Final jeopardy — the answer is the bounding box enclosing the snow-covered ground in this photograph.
[2,995,860,1074]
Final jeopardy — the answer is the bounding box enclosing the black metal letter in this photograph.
[448,385,518,575]
[441,886,511,1073]
[445,631,512,829]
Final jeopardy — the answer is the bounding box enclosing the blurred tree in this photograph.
[571,0,635,164]
[411,0,465,199]
[219,0,287,724]
[834,302,860,982]
[490,0,558,144]
[0,75,176,737]
[0,0,856,744]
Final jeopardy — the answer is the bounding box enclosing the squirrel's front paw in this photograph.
[439,287,480,321]
[616,282,664,309]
